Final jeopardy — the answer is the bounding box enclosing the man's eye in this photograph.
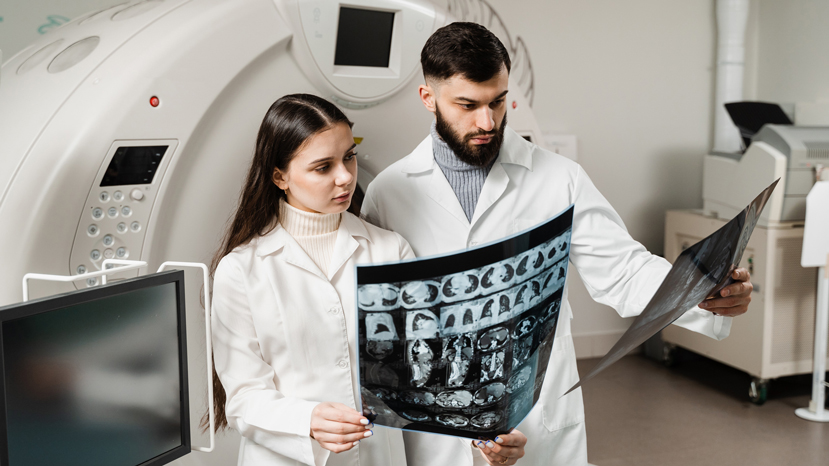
[460,104,474,110]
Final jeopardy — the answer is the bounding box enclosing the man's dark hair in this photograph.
[421,22,511,83]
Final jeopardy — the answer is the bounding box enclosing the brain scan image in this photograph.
[435,389,474,408]
[512,337,532,369]
[406,309,440,339]
[407,339,434,387]
[400,280,441,309]
[366,340,394,360]
[358,284,400,310]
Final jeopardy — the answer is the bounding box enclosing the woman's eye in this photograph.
[315,165,329,172]
[345,152,357,161]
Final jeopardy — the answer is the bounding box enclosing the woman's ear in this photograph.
[272,167,288,191]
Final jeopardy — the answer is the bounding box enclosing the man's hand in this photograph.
[310,402,373,453]
[698,267,753,317]
[473,429,527,465]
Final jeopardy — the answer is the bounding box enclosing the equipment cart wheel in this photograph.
[749,378,769,405]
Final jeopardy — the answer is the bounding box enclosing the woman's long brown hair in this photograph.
[203,94,352,432]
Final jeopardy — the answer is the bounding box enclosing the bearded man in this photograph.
[362,22,752,466]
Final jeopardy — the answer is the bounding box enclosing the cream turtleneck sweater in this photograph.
[279,199,342,277]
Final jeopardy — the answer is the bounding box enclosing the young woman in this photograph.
[210,94,413,466]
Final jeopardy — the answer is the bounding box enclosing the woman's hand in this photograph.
[473,429,527,465]
[310,402,373,453]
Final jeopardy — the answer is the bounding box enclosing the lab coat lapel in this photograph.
[403,134,471,227]
[257,226,327,281]
[470,159,509,227]
[327,214,363,280]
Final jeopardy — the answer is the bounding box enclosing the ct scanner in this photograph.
[0,0,545,464]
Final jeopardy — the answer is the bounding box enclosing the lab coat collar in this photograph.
[254,213,371,280]
[400,125,534,174]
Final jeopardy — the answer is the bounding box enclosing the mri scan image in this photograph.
[357,207,574,438]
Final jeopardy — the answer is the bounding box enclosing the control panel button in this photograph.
[116,247,127,258]
[77,265,87,274]
[104,248,115,259]
[121,206,132,217]
[87,224,99,236]
[130,188,145,201]
[113,191,124,201]
[103,234,114,247]
[92,207,104,219]
[130,221,141,232]
[107,207,118,218]
[90,249,101,261]
[86,278,98,287]
[117,222,127,233]
[99,191,110,202]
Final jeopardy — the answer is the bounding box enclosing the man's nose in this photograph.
[476,106,495,132]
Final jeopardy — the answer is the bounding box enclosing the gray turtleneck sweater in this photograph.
[431,121,493,222]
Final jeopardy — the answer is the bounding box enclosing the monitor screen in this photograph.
[100,146,168,187]
[334,7,395,68]
[0,271,189,466]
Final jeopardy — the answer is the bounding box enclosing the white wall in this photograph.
[486,0,718,356]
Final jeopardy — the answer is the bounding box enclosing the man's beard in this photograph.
[435,104,506,167]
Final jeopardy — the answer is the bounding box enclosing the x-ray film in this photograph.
[356,206,574,439]
[566,179,779,395]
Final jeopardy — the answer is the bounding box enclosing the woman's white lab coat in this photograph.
[361,126,731,466]
[211,212,414,466]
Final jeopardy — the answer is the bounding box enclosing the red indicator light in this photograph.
[149,96,160,107]
[512,101,517,109]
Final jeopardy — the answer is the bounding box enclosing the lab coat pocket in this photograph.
[539,335,585,432]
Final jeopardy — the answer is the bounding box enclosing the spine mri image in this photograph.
[357,206,574,439]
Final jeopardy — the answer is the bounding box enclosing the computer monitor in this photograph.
[0,270,190,466]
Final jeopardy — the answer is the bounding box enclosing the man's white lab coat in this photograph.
[361,126,730,466]
[212,213,414,466]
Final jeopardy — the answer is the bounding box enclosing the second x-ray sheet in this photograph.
[356,206,574,439]
[567,179,779,395]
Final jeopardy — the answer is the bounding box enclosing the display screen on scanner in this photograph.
[100,146,167,187]
[334,7,395,68]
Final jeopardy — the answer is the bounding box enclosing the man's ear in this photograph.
[272,167,288,191]
[419,83,436,114]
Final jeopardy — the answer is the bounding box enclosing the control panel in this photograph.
[70,140,178,287]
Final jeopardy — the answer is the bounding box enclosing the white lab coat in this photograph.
[211,212,414,466]
[361,126,731,466]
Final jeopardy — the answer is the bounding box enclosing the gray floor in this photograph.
[578,353,829,466]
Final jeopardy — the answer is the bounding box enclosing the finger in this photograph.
[719,280,752,298]
[731,267,750,281]
[493,432,527,447]
[319,403,368,426]
[312,419,371,436]
[313,428,374,444]
[317,440,358,454]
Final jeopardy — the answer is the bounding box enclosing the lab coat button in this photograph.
[337,360,349,369]
[329,306,340,314]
